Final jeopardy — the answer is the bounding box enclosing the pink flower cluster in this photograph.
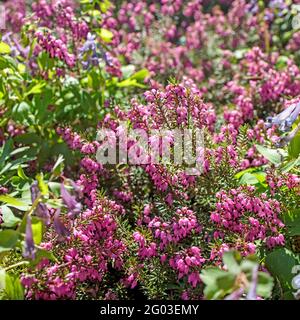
[22,197,127,299]
[148,207,200,250]
[169,246,205,287]
[35,31,76,68]
[210,186,285,251]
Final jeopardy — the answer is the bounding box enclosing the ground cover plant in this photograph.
[0,0,300,300]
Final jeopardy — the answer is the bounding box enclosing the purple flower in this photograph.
[53,208,70,240]
[69,180,83,199]
[225,288,244,300]
[23,216,36,260]
[102,51,114,67]
[275,122,300,147]
[79,33,97,53]
[79,33,100,69]
[265,102,300,132]
[60,183,82,219]
[247,265,258,300]
[30,182,50,226]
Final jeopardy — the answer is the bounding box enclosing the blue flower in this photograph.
[79,33,100,69]
[30,181,50,226]
[265,102,300,132]
[53,208,70,240]
[60,183,82,219]
[275,122,300,147]
[79,33,97,54]
[23,216,36,260]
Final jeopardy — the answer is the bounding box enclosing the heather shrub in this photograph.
[1,0,300,301]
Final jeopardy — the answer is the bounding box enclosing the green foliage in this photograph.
[201,251,274,300]
[265,248,300,299]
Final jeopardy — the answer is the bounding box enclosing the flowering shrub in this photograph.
[1,0,300,301]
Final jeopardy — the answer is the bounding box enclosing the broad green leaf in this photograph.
[201,267,228,299]
[130,69,150,81]
[121,65,135,79]
[222,251,241,274]
[216,273,236,292]
[25,81,46,97]
[31,217,43,245]
[0,205,21,227]
[255,144,285,165]
[0,230,19,253]
[0,42,11,54]
[283,209,300,236]
[0,195,28,208]
[98,28,113,42]
[239,173,259,185]
[256,272,274,298]
[288,132,300,158]
[265,248,300,294]
[4,274,24,300]
[235,167,257,179]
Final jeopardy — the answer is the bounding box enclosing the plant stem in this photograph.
[4,261,29,271]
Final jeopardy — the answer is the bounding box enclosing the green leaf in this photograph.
[98,28,113,42]
[19,216,43,245]
[233,48,248,59]
[255,144,285,165]
[25,81,46,97]
[288,132,300,158]
[116,78,146,88]
[31,217,43,245]
[0,139,13,166]
[256,272,274,298]
[4,274,24,300]
[130,69,150,81]
[48,182,62,196]
[52,155,64,176]
[235,168,257,179]
[216,273,236,291]
[0,230,19,253]
[0,205,21,227]
[0,42,11,54]
[276,55,289,70]
[240,259,258,273]
[12,102,31,120]
[201,267,228,299]
[0,195,28,209]
[0,269,5,290]
[222,251,241,274]
[121,65,135,79]
[281,158,300,173]
[265,248,300,294]
[17,166,28,180]
[239,173,259,185]
[36,173,49,197]
[283,209,300,236]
